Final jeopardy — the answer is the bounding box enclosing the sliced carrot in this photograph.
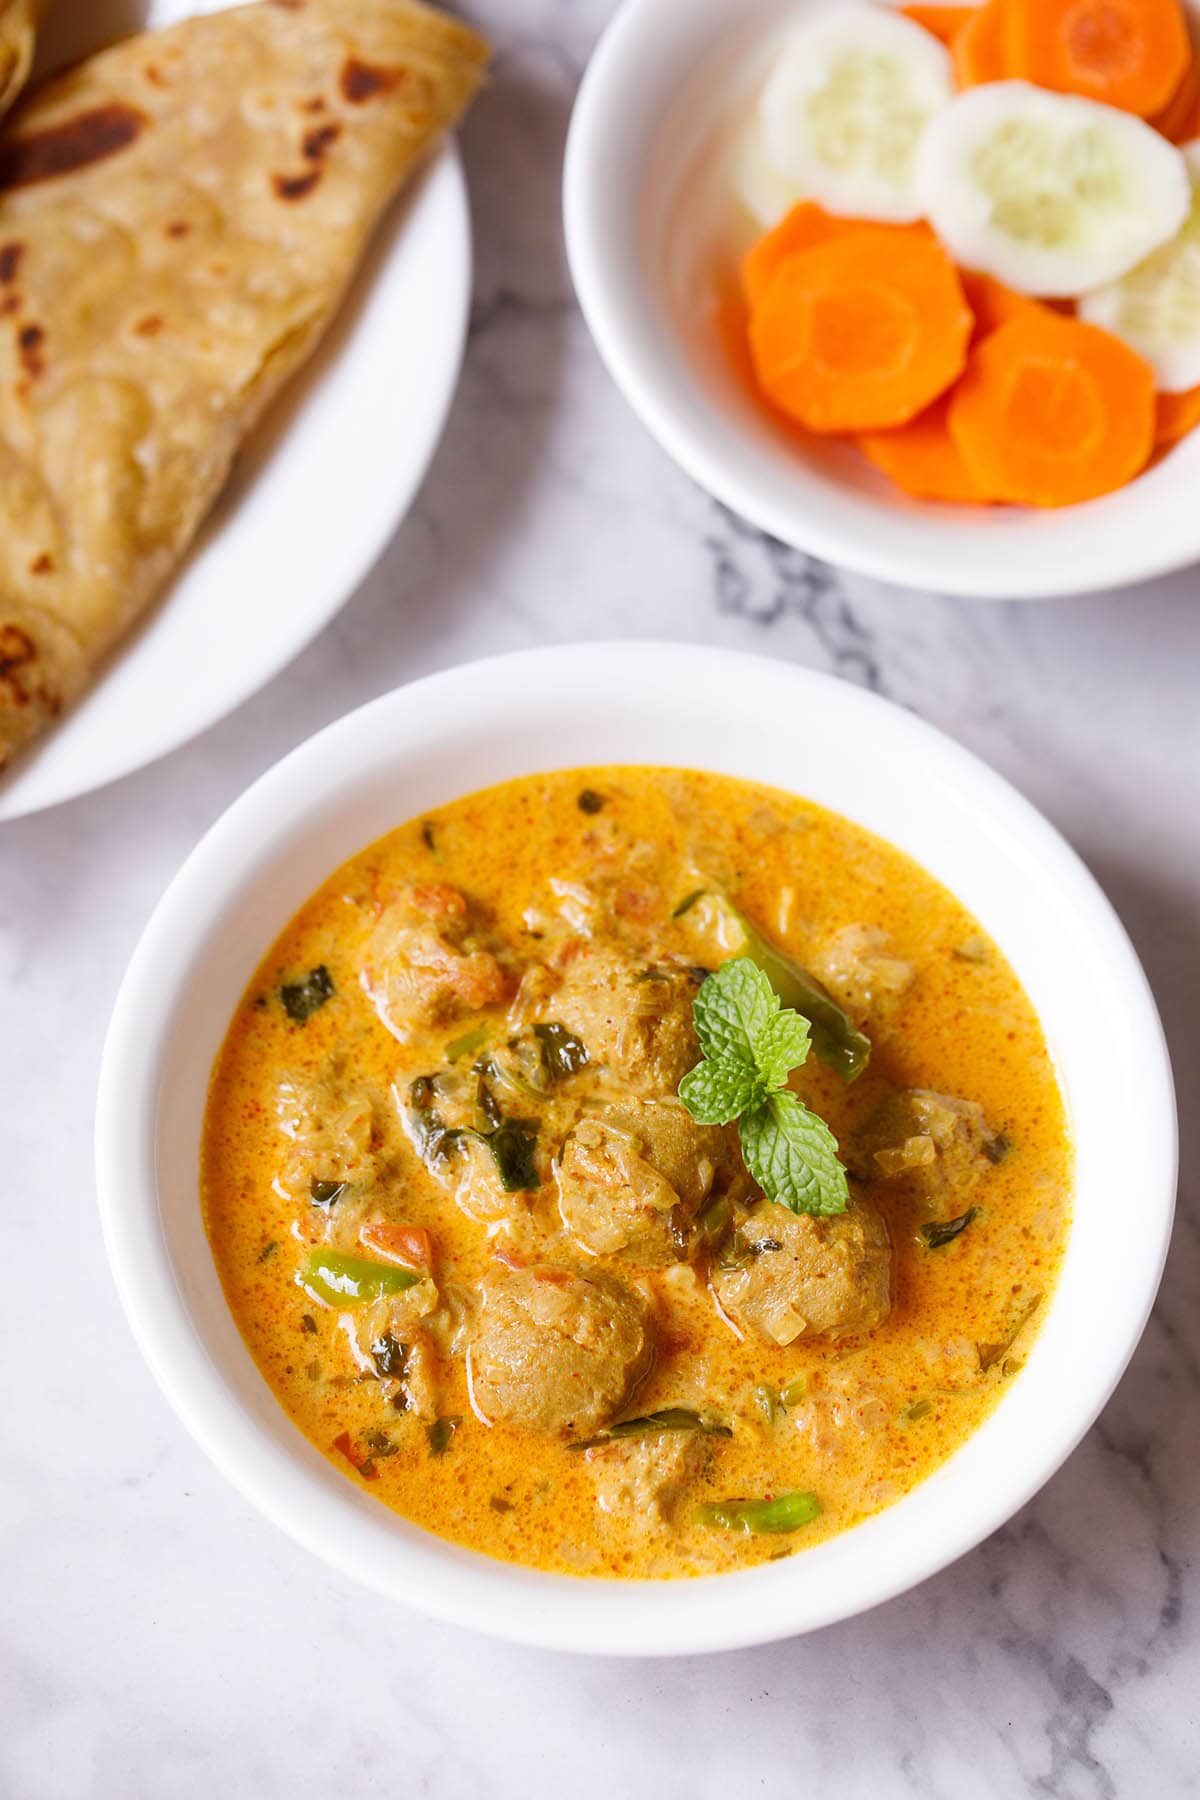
[747,228,973,433]
[952,0,1010,86]
[741,203,860,310]
[948,313,1156,505]
[740,203,932,310]
[1167,74,1200,140]
[861,393,993,502]
[1154,383,1200,446]
[901,4,978,47]
[959,268,1049,340]
[1005,0,1191,117]
[1149,54,1200,138]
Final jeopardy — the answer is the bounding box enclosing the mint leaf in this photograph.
[739,1092,848,1217]
[679,1059,765,1125]
[753,1010,811,1090]
[692,958,776,1066]
[680,958,849,1216]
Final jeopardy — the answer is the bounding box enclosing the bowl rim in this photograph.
[563,0,1200,601]
[95,643,1178,1655]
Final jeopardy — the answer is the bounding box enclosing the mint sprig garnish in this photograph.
[679,958,849,1217]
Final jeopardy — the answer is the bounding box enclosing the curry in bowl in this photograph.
[201,767,1070,1579]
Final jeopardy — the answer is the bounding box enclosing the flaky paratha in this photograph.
[0,0,43,122]
[0,0,487,772]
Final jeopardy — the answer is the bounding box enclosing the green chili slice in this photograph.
[299,1250,420,1308]
[695,1491,821,1535]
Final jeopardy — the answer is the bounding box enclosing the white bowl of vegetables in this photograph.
[565,0,1200,598]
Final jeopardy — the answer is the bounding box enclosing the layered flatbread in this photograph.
[0,0,43,122]
[0,0,487,772]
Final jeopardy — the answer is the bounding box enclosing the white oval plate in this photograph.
[0,0,472,821]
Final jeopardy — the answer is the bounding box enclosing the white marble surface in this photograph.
[3,2,1200,1794]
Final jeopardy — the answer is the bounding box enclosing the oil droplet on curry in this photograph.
[202,769,1071,1579]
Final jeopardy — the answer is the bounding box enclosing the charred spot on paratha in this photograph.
[340,58,406,104]
[272,168,321,201]
[0,242,21,283]
[302,122,341,160]
[0,103,147,191]
[17,321,44,377]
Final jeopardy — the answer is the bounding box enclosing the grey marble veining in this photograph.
[2,2,1199,1796]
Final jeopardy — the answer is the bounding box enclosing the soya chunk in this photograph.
[856,1087,1002,1207]
[809,923,914,1018]
[551,949,702,1095]
[273,1065,380,1210]
[361,883,512,1044]
[555,1097,730,1265]
[583,1432,707,1521]
[713,1197,891,1346]
[468,1266,653,1439]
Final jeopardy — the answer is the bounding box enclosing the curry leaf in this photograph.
[739,1092,849,1218]
[279,965,335,1023]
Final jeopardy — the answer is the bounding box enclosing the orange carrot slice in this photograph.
[861,393,993,501]
[952,0,1010,86]
[1005,0,1191,117]
[1155,383,1200,446]
[901,4,978,47]
[1149,54,1200,137]
[740,203,932,309]
[741,203,859,310]
[948,313,1156,504]
[959,268,1049,339]
[747,228,973,433]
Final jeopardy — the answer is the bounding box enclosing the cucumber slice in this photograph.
[1080,144,1200,391]
[731,111,801,229]
[758,4,953,224]
[915,81,1190,296]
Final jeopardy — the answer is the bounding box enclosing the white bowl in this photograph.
[95,644,1176,1655]
[563,0,1200,600]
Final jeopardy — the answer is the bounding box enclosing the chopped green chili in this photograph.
[446,1023,490,1062]
[684,893,869,1080]
[696,1491,822,1535]
[299,1250,420,1308]
[978,1293,1042,1373]
[572,1408,732,1450]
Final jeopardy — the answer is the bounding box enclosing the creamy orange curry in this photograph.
[201,768,1071,1578]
